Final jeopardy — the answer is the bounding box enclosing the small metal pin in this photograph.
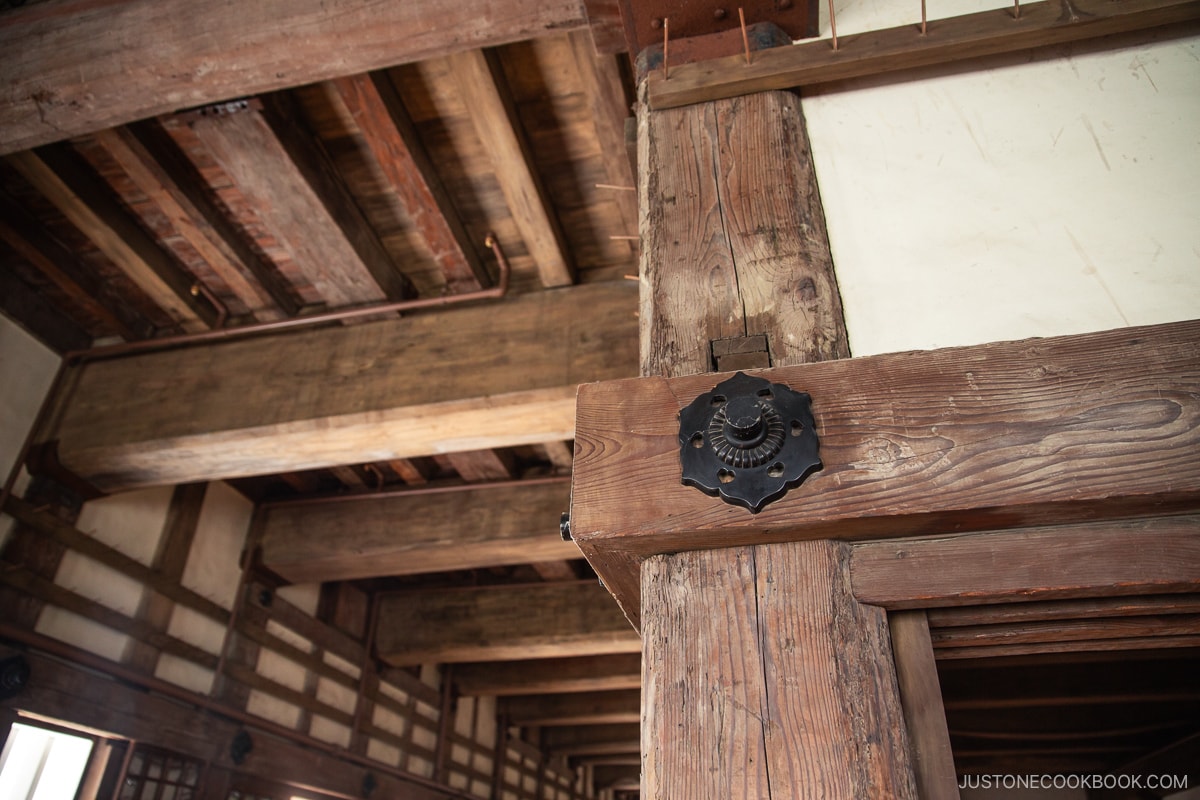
[828,0,839,50]
[595,183,636,191]
[739,8,752,65]
[920,0,927,34]
[1014,0,1021,18]
[663,17,670,79]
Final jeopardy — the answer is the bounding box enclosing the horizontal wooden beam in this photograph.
[43,280,637,491]
[375,581,639,666]
[454,653,641,696]
[499,689,640,726]
[851,516,1200,610]
[542,723,640,757]
[646,0,1200,110]
[0,0,590,154]
[260,480,577,583]
[570,320,1200,626]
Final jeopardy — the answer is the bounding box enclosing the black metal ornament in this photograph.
[678,372,820,513]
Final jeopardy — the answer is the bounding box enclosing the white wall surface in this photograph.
[801,2,1200,355]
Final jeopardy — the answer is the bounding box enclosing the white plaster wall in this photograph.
[801,2,1200,355]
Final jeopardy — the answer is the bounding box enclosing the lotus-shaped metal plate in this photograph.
[678,372,820,513]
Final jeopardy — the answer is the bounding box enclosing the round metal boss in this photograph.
[679,372,820,513]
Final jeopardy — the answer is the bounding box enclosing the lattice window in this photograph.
[117,745,202,800]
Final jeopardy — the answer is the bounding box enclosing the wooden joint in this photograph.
[23,441,105,502]
[710,334,771,371]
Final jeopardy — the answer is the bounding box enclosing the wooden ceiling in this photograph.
[2,0,1198,794]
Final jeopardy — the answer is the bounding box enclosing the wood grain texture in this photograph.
[641,541,917,798]
[375,581,640,666]
[638,89,847,377]
[645,0,1200,110]
[0,0,590,154]
[47,280,637,490]
[260,480,578,583]
[499,688,640,726]
[851,516,1200,609]
[455,653,642,696]
[571,320,1200,625]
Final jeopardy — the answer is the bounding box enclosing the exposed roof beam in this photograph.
[499,689,640,726]
[187,97,412,304]
[542,724,640,758]
[0,265,91,352]
[375,581,639,666]
[260,480,578,584]
[450,48,575,288]
[455,653,641,697]
[646,0,1200,110]
[7,146,216,331]
[0,0,591,154]
[42,281,637,492]
[328,72,491,293]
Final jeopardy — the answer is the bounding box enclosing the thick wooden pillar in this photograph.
[635,89,920,797]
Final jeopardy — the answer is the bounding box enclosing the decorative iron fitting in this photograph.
[678,372,820,513]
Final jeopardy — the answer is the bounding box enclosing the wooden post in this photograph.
[633,88,920,797]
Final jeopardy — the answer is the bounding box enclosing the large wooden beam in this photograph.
[454,653,641,697]
[41,280,637,492]
[645,0,1200,110]
[571,319,1200,624]
[498,689,640,726]
[374,581,639,666]
[0,0,590,155]
[260,479,577,584]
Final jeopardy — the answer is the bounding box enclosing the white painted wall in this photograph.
[802,1,1200,355]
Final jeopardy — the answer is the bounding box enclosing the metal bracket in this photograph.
[678,372,820,513]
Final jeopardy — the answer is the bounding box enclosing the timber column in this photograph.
[599,88,918,797]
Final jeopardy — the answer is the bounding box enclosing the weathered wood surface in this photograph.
[375,581,639,666]
[641,541,917,798]
[499,689,640,726]
[0,0,590,154]
[889,611,961,800]
[449,48,574,288]
[572,320,1200,624]
[926,595,1200,628]
[646,0,1200,110]
[45,280,637,491]
[260,480,578,583]
[455,653,641,696]
[850,516,1200,609]
[542,724,640,757]
[638,89,846,377]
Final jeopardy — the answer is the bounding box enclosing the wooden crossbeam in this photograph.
[541,724,640,757]
[645,0,1200,110]
[188,98,412,304]
[454,653,642,697]
[0,0,590,154]
[449,48,575,288]
[374,581,640,666]
[41,280,637,492]
[260,480,578,584]
[499,689,640,726]
[571,319,1200,625]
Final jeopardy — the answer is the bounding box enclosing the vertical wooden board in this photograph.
[715,92,849,365]
[638,94,741,378]
[641,548,770,796]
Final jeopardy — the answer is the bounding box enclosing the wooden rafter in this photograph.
[499,689,640,726]
[454,653,642,696]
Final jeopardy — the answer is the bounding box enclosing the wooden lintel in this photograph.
[44,280,637,491]
[571,319,1200,625]
[374,581,640,666]
[0,0,590,155]
[454,653,642,697]
[498,688,640,726]
[645,0,1200,110]
[260,480,577,584]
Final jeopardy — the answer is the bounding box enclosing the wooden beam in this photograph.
[188,99,411,304]
[0,0,590,154]
[642,541,917,797]
[328,72,490,293]
[541,724,640,757]
[374,581,639,666]
[499,689,639,726]
[645,0,1200,110]
[0,266,92,352]
[7,146,215,331]
[445,449,517,481]
[570,320,1200,625]
[449,48,575,288]
[850,516,1200,610]
[260,480,578,584]
[454,653,641,696]
[43,280,637,491]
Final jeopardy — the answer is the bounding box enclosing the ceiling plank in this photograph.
[499,689,640,726]
[645,0,1200,110]
[188,99,411,305]
[449,48,575,288]
[7,146,216,331]
[329,72,490,293]
[43,280,637,492]
[260,480,577,584]
[375,581,639,666]
[455,653,641,696]
[0,0,591,155]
